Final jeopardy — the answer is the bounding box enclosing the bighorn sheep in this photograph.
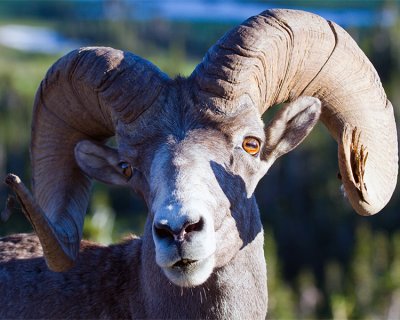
[0,9,398,319]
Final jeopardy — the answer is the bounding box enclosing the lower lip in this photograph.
[162,255,215,287]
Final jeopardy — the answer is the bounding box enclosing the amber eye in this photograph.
[242,137,260,156]
[119,162,133,179]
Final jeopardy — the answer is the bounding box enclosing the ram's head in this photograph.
[6,10,398,288]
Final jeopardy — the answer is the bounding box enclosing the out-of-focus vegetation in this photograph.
[0,1,399,319]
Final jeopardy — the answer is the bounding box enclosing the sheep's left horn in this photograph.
[192,9,398,216]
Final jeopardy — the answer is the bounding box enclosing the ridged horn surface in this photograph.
[192,9,398,216]
[29,47,168,270]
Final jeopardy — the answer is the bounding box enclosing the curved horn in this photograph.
[192,9,398,216]
[7,47,168,271]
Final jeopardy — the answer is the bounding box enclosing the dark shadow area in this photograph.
[211,161,262,248]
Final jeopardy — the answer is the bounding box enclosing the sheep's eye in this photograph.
[242,137,260,156]
[119,162,133,179]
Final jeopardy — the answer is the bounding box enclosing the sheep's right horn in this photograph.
[6,47,168,271]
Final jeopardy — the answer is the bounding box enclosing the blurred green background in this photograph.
[0,1,399,319]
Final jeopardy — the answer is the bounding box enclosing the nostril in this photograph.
[154,222,174,240]
[154,217,205,242]
[184,217,204,234]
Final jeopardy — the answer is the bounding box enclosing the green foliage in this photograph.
[265,229,297,319]
[264,224,400,319]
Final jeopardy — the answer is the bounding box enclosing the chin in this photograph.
[162,255,215,288]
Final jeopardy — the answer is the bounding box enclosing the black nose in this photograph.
[153,218,204,242]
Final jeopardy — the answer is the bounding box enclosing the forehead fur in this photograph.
[116,76,265,148]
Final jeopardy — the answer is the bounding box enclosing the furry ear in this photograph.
[74,140,130,186]
[262,96,321,163]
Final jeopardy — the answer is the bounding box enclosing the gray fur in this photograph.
[0,76,321,319]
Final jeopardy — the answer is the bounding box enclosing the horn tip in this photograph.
[46,257,75,272]
[5,173,21,186]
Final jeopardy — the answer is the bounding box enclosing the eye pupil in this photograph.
[119,162,133,179]
[245,141,258,148]
[242,137,260,156]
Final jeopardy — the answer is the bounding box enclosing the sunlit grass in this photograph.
[0,45,59,96]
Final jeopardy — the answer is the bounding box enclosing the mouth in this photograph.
[172,258,199,269]
[162,255,215,287]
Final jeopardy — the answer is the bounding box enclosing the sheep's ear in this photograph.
[74,140,130,186]
[262,96,321,164]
